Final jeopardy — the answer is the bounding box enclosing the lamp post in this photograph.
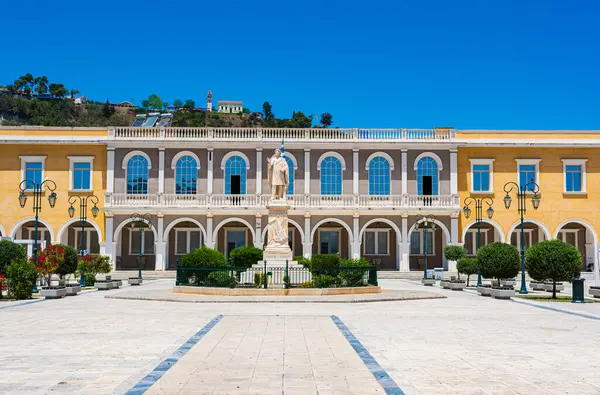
[130,213,152,280]
[413,214,437,279]
[68,195,100,286]
[18,179,58,291]
[503,181,541,294]
[462,197,494,286]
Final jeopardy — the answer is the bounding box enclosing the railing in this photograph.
[106,193,460,209]
[111,127,455,141]
[175,265,377,288]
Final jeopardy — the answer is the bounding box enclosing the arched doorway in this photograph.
[407,218,450,271]
[10,218,54,257]
[508,219,550,252]
[310,218,353,259]
[213,218,256,259]
[114,218,158,271]
[57,219,102,255]
[461,219,504,256]
[164,219,207,270]
[359,219,401,270]
[554,220,597,273]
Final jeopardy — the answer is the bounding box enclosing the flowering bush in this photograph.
[0,273,7,299]
[35,245,66,287]
[77,254,111,285]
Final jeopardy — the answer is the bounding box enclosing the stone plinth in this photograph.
[263,199,293,261]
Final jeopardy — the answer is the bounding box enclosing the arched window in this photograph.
[285,156,295,195]
[175,156,198,194]
[127,155,149,194]
[225,155,247,194]
[368,157,390,195]
[320,156,342,195]
[417,157,438,195]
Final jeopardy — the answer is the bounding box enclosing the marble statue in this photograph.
[267,149,289,200]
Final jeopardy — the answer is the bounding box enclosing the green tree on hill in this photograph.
[320,112,332,128]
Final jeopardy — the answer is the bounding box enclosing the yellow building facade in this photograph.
[0,126,597,284]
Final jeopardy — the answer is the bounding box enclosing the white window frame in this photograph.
[225,227,248,247]
[558,229,579,248]
[25,227,51,245]
[317,227,342,255]
[73,228,100,254]
[174,228,203,255]
[363,228,390,256]
[469,159,494,193]
[465,229,489,256]
[20,155,47,190]
[409,229,435,256]
[511,228,534,250]
[515,159,541,193]
[68,156,94,192]
[128,228,155,255]
[561,159,587,194]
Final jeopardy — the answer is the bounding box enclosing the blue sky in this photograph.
[2,0,599,129]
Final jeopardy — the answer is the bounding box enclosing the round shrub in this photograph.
[443,245,467,262]
[6,258,38,300]
[181,246,227,267]
[206,271,234,287]
[294,256,311,268]
[84,273,96,286]
[310,254,341,275]
[229,246,263,270]
[78,254,111,277]
[339,258,371,287]
[526,239,582,298]
[477,242,520,282]
[0,240,26,275]
[53,244,78,278]
[313,274,339,288]
[456,258,478,286]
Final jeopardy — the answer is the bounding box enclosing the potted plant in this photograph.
[36,245,67,299]
[421,277,436,286]
[65,283,81,295]
[6,259,38,300]
[440,279,451,289]
[529,280,545,291]
[95,279,114,290]
[477,284,492,296]
[456,258,478,287]
[590,286,600,298]
[128,277,143,285]
[78,254,112,287]
[477,243,520,299]
[526,240,582,299]
[448,279,467,291]
[443,245,467,276]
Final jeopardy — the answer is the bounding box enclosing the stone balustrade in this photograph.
[105,193,460,210]
[110,127,455,141]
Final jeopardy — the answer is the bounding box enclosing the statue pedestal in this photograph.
[263,199,293,261]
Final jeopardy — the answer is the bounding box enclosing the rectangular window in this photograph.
[518,164,536,191]
[319,230,340,254]
[175,229,202,255]
[562,159,587,193]
[465,229,488,256]
[410,232,420,255]
[472,164,490,192]
[73,162,91,190]
[410,230,434,255]
[75,229,100,254]
[511,230,533,250]
[130,229,154,255]
[364,230,389,255]
[25,162,43,186]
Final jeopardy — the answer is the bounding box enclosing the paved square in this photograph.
[1,279,600,394]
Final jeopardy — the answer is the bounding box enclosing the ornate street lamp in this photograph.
[504,180,541,294]
[18,179,57,291]
[68,195,100,286]
[413,214,437,279]
[463,197,494,286]
[130,213,152,280]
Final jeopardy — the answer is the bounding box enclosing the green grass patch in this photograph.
[516,295,600,303]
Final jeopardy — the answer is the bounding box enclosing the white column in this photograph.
[353,149,359,196]
[450,149,458,195]
[155,213,165,270]
[256,149,262,196]
[400,215,410,272]
[106,147,115,194]
[352,214,360,258]
[304,149,310,195]
[303,213,311,258]
[401,149,408,195]
[447,215,460,272]
[254,214,263,249]
[105,214,115,270]
[158,148,165,194]
[207,148,214,195]
[594,241,599,286]
[205,213,214,249]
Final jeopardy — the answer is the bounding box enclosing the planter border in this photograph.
[174,285,382,296]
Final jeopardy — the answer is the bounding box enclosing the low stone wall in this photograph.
[173,285,382,296]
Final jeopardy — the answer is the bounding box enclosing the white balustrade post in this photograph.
[256,149,262,196]
[107,147,115,194]
[105,214,115,270]
[400,215,410,272]
[401,149,408,196]
[205,213,214,249]
[353,149,359,196]
[304,149,310,196]
[303,213,311,258]
[450,149,458,195]
[207,148,214,195]
[158,148,165,194]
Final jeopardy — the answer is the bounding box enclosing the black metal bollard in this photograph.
[572,277,585,303]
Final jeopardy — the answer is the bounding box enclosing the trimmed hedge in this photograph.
[181,246,228,267]
[294,256,311,268]
[526,239,582,298]
[456,258,478,286]
[229,246,263,270]
[477,242,520,282]
[310,254,341,275]
[0,240,26,275]
[443,245,467,262]
[339,258,371,287]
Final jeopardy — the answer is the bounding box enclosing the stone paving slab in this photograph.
[106,287,444,303]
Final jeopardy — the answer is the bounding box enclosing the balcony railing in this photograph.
[105,193,460,210]
[110,127,455,141]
